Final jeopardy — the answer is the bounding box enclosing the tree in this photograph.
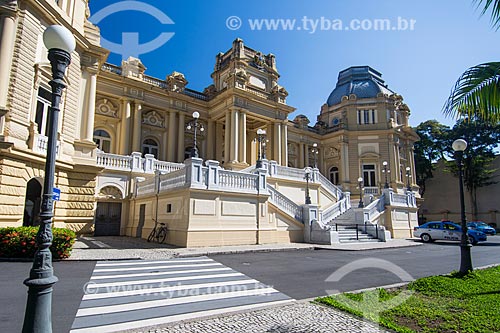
[444,118,500,219]
[443,0,500,123]
[413,120,450,197]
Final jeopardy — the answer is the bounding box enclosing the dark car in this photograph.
[414,221,487,245]
[467,222,497,235]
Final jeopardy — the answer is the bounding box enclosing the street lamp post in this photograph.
[358,177,364,208]
[305,167,312,204]
[405,166,412,191]
[311,143,319,169]
[453,138,473,275]
[256,128,266,169]
[382,161,390,189]
[186,111,204,158]
[22,25,75,333]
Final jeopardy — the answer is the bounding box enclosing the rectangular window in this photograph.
[35,87,52,136]
[166,204,172,213]
[358,109,377,125]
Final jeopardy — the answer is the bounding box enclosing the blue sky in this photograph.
[89,0,500,127]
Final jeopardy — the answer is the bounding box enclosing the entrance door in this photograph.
[94,202,122,236]
[23,179,42,226]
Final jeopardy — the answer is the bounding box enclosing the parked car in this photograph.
[467,221,497,235]
[413,221,487,245]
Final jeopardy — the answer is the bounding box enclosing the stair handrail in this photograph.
[268,186,303,222]
[321,192,351,224]
[316,171,344,200]
[363,193,386,223]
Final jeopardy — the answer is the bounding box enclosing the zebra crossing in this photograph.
[70,257,293,333]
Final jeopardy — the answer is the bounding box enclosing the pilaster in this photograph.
[177,112,185,162]
[132,102,142,152]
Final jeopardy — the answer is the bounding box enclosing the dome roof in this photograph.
[326,66,393,106]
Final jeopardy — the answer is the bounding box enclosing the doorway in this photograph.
[94,202,122,236]
[23,179,42,226]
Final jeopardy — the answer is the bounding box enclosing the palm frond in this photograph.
[443,62,500,123]
[474,0,500,30]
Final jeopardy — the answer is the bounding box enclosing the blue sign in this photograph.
[53,188,61,201]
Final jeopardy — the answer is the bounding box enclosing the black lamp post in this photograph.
[405,166,412,191]
[453,138,473,275]
[186,111,204,158]
[358,177,364,208]
[256,128,266,168]
[382,161,390,189]
[305,167,312,204]
[311,143,319,169]
[22,25,75,333]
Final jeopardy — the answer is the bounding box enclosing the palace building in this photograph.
[0,0,419,246]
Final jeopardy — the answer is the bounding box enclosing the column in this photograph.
[299,143,304,168]
[273,122,281,164]
[266,123,273,161]
[0,8,17,109]
[224,111,230,164]
[216,122,224,162]
[305,144,310,168]
[238,111,247,163]
[167,111,177,161]
[230,109,239,163]
[131,102,142,152]
[281,122,288,167]
[408,145,416,186]
[340,139,350,184]
[162,130,168,160]
[177,112,185,162]
[388,135,396,185]
[207,119,215,160]
[83,69,97,142]
[119,99,131,155]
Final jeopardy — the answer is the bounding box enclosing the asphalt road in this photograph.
[1,237,499,333]
[0,261,95,333]
[210,236,500,300]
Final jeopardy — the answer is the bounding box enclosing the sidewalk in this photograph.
[68,236,421,261]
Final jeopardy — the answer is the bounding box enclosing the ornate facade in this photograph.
[0,0,419,245]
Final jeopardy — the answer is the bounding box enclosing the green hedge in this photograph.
[0,226,76,259]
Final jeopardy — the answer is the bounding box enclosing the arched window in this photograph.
[93,129,111,153]
[329,166,339,185]
[142,138,159,158]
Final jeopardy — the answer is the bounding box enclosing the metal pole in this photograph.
[23,48,71,333]
[305,172,311,204]
[191,118,198,158]
[256,132,262,169]
[457,151,473,275]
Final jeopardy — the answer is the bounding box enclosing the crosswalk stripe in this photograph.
[90,267,233,280]
[70,299,293,333]
[83,279,258,300]
[77,287,277,317]
[95,258,213,267]
[72,257,294,333]
[93,262,223,273]
[88,272,245,288]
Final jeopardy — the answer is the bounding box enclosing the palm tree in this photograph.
[443,0,500,123]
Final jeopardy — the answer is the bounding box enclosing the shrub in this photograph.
[0,226,76,259]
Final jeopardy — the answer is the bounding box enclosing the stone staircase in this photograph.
[328,206,381,243]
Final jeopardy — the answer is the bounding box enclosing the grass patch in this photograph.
[316,266,500,333]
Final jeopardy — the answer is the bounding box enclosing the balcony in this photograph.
[96,151,185,174]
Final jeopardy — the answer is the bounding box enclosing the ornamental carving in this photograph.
[96,98,118,118]
[97,186,123,200]
[142,111,164,128]
[325,147,340,159]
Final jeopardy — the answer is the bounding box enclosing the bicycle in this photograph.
[147,221,168,244]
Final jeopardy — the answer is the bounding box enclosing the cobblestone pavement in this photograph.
[128,302,388,333]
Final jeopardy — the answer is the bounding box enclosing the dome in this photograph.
[326,66,393,106]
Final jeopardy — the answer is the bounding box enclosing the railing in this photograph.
[268,186,303,222]
[101,63,122,75]
[388,190,417,208]
[154,160,185,173]
[275,165,306,180]
[136,177,156,197]
[364,187,379,195]
[96,152,185,174]
[32,134,61,157]
[184,88,209,101]
[363,193,386,223]
[143,75,168,89]
[317,172,342,200]
[218,170,258,193]
[159,169,187,192]
[333,223,379,241]
[245,86,269,99]
[97,152,133,171]
[321,193,351,223]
